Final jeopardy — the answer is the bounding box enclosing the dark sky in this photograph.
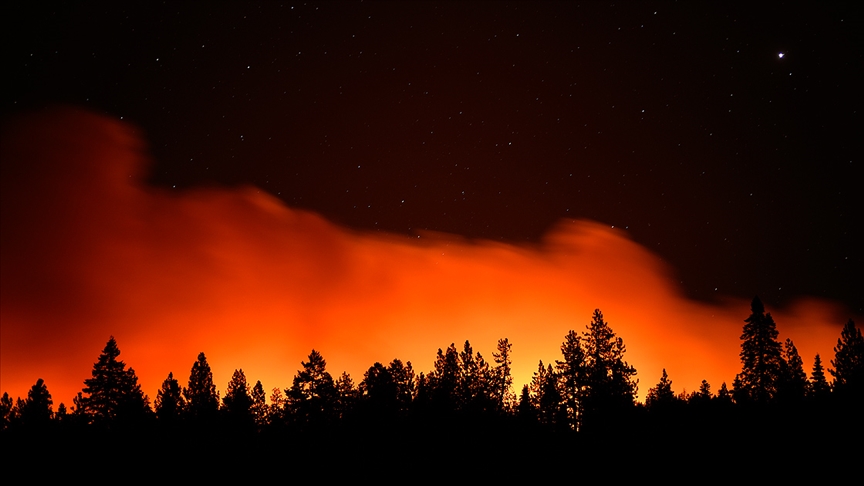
[4,2,861,312]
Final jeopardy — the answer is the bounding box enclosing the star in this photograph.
[778,52,784,58]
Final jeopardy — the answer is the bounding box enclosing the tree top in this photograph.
[750,296,764,315]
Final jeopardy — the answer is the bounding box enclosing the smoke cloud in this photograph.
[0,108,851,404]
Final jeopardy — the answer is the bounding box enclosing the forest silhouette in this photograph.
[2,298,862,474]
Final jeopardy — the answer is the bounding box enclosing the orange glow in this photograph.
[0,108,856,405]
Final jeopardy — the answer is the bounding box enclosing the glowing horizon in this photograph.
[0,109,856,407]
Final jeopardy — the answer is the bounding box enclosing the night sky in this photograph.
[2,2,861,403]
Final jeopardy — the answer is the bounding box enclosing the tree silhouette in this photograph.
[1,392,15,431]
[777,339,807,403]
[72,392,87,423]
[334,372,358,421]
[286,349,338,428]
[735,297,783,404]
[54,403,68,425]
[457,340,493,413]
[251,380,268,428]
[688,380,712,406]
[529,360,565,428]
[268,387,286,425]
[413,372,431,412]
[830,319,864,398]
[184,352,219,421]
[731,375,746,404]
[154,372,185,423]
[491,338,514,413]
[19,378,53,428]
[360,362,397,415]
[581,309,637,430]
[516,384,535,423]
[556,330,586,430]
[716,382,733,406]
[223,369,253,428]
[645,369,676,410]
[808,354,830,399]
[387,359,415,415]
[427,343,460,412]
[81,336,150,426]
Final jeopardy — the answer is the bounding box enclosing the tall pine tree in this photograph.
[222,369,254,428]
[0,393,15,431]
[388,359,415,415]
[360,362,397,414]
[808,354,830,399]
[19,378,53,428]
[777,339,807,403]
[581,309,637,431]
[81,337,150,426]
[427,343,460,412]
[286,349,338,428]
[457,340,493,413]
[154,372,185,423]
[250,380,268,428]
[80,336,151,427]
[556,330,586,430]
[688,380,713,406]
[529,360,566,429]
[334,372,358,421]
[830,319,864,398]
[645,369,676,411]
[184,352,219,421]
[491,338,514,413]
[734,297,783,404]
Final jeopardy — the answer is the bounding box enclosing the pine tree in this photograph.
[286,349,338,428]
[55,403,68,424]
[830,319,864,398]
[731,375,747,404]
[716,382,733,406]
[517,384,535,423]
[688,380,712,406]
[735,297,783,404]
[808,354,830,399]
[19,378,53,428]
[154,372,185,423]
[556,330,586,430]
[427,343,460,412]
[457,340,493,413]
[581,309,637,430]
[1,392,15,431]
[184,352,219,421]
[222,369,253,427]
[645,369,676,410]
[72,392,87,422]
[529,360,566,428]
[268,387,286,425]
[491,338,514,413]
[334,372,358,421]
[81,336,150,426]
[413,372,431,412]
[777,339,807,403]
[360,362,396,413]
[251,380,268,428]
[388,359,415,414]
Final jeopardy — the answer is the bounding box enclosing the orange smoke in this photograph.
[0,108,854,406]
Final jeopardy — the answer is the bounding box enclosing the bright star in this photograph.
[778,52,784,58]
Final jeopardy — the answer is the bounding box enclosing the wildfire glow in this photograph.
[0,108,852,405]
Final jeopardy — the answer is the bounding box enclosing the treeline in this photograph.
[2,298,862,441]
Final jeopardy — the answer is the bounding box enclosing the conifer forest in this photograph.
[3,297,862,476]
